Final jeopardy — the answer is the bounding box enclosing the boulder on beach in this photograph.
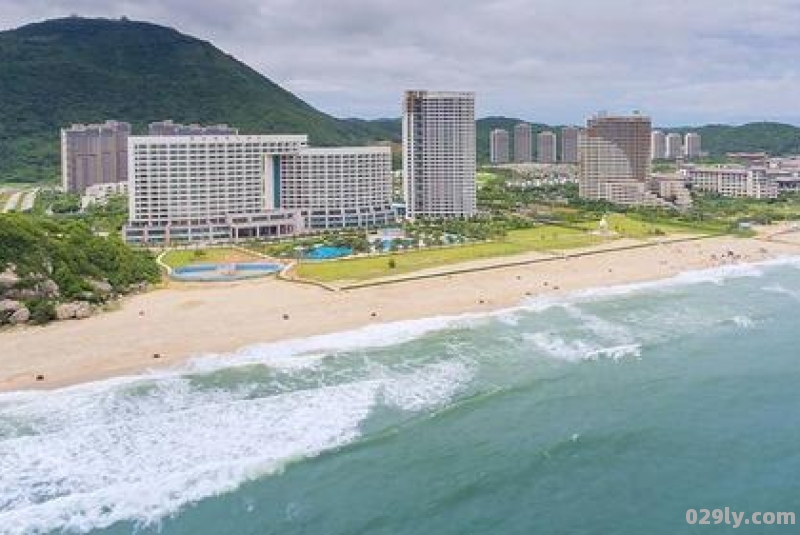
[9,307,30,325]
[0,299,22,314]
[87,279,114,296]
[55,301,93,321]
[1,299,27,325]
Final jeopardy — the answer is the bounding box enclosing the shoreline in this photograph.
[2,231,799,393]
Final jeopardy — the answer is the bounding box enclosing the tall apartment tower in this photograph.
[665,133,683,159]
[513,123,533,163]
[684,132,702,159]
[537,131,557,163]
[60,121,131,193]
[651,130,667,160]
[489,129,510,164]
[579,113,652,205]
[561,126,581,164]
[403,90,477,219]
[148,120,239,136]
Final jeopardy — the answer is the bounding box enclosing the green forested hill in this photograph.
[0,17,398,182]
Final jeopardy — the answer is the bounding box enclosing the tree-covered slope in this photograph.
[0,213,160,324]
[0,17,398,182]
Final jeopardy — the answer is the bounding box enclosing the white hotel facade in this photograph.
[279,147,394,230]
[124,134,394,244]
[683,166,779,199]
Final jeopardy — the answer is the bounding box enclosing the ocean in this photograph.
[1,258,799,534]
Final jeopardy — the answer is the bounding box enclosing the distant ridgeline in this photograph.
[0,17,799,183]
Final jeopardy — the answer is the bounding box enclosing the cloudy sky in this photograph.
[2,0,799,126]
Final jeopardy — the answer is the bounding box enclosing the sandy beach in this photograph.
[1,230,799,392]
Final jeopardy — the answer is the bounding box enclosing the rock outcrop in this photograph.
[55,301,93,321]
[0,299,30,326]
[9,307,30,325]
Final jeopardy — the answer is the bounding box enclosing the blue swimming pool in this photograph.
[304,246,353,260]
[171,262,283,281]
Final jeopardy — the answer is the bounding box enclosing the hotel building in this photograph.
[124,135,307,244]
[489,129,510,164]
[513,123,533,163]
[278,147,394,230]
[61,121,131,193]
[684,166,778,199]
[124,134,395,244]
[403,90,477,219]
[579,113,686,207]
[537,131,557,163]
[561,126,581,164]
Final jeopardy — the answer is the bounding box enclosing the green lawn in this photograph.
[575,213,725,238]
[477,171,502,187]
[160,247,264,269]
[296,226,606,283]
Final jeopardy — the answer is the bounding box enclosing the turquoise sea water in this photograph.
[1,258,800,534]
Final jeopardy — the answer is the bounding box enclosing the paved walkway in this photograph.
[2,191,23,213]
[19,188,39,212]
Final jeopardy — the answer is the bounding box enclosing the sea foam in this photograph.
[0,357,473,534]
[1,256,797,534]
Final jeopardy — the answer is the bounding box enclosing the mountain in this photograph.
[0,17,399,183]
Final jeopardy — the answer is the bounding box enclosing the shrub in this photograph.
[27,299,55,325]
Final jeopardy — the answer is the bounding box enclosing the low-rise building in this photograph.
[81,181,129,210]
[683,166,779,199]
[650,174,693,209]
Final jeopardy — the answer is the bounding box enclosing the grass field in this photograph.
[160,247,264,269]
[575,213,726,238]
[296,226,606,283]
[477,171,502,187]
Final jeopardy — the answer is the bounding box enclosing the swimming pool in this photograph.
[304,246,353,260]
[171,262,284,282]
